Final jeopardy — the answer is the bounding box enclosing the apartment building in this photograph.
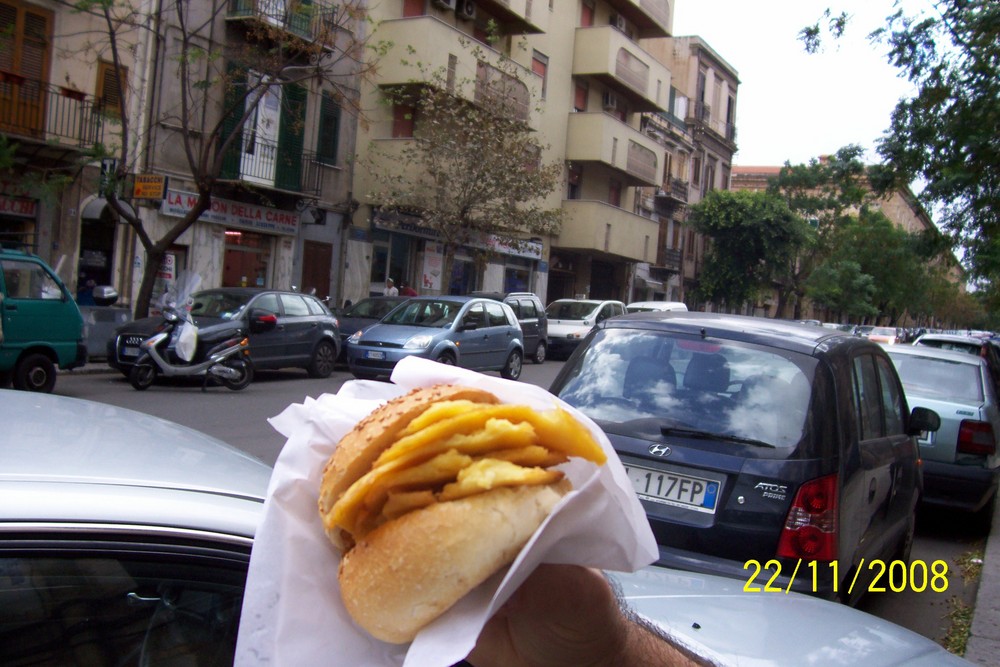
[349,0,741,306]
[0,0,140,293]
[2,0,360,309]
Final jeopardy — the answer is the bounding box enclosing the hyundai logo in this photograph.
[648,444,672,457]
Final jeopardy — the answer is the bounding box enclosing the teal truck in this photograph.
[0,246,87,392]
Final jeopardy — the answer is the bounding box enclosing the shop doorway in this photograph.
[223,229,272,288]
[302,240,332,299]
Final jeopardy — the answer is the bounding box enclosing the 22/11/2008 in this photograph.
[743,558,950,595]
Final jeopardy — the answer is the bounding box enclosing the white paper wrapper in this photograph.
[234,356,658,667]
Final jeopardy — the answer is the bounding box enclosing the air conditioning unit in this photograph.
[611,13,627,31]
[458,0,476,20]
[433,0,457,10]
[602,92,617,111]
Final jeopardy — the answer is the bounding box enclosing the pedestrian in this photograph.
[399,281,418,297]
[383,278,399,297]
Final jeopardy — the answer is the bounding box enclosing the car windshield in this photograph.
[546,301,599,320]
[889,353,984,403]
[871,327,896,336]
[189,291,253,320]
[382,299,460,328]
[554,328,815,450]
[346,298,401,319]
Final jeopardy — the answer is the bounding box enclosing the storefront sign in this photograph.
[133,174,167,200]
[160,189,300,236]
[0,195,37,218]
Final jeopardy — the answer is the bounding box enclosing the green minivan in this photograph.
[0,247,87,392]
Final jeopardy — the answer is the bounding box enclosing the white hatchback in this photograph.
[545,298,626,359]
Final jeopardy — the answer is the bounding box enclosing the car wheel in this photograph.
[533,341,546,364]
[129,360,157,391]
[221,358,254,390]
[501,350,523,380]
[0,370,11,388]
[13,353,57,393]
[307,340,337,378]
[895,511,916,564]
[436,352,456,366]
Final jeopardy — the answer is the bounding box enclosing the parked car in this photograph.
[0,390,969,666]
[884,344,1000,516]
[868,326,904,345]
[334,295,409,361]
[345,295,524,380]
[0,245,88,392]
[914,332,1000,396]
[550,311,939,604]
[470,291,549,364]
[107,287,341,379]
[545,298,626,359]
[626,301,689,314]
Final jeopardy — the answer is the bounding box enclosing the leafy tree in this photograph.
[77,0,373,317]
[765,145,875,317]
[801,1,1000,292]
[363,38,562,291]
[804,260,878,321]
[687,189,808,309]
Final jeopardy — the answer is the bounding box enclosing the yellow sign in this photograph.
[133,174,167,200]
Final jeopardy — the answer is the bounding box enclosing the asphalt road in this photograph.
[52,361,984,653]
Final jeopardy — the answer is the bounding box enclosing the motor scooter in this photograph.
[128,274,263,391]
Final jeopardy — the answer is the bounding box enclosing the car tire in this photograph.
[307,340,337,378]
[895,511,916,564]
[129,360,157,391]
[436,352,456,366]
[501,350,523,380]
[532,341,546,364]
[13,353,57,393]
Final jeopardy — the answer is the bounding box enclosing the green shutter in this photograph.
[275,83,306,191]
[220,65,247,179]
[317,91,340,166]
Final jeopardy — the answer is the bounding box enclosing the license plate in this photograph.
[364,350,386,360]
[624,464,720,513]
[123,346,140,357]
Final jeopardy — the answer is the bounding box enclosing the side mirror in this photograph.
[907,406,941,437]
[249,308,279,333]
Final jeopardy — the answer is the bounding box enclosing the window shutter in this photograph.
[317,91,340,165]
[275,83,306,191]
[220,65,248,179]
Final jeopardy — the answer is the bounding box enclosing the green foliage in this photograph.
[688,189,808,307]
[803,1,1000,299]
[804,260,878,319]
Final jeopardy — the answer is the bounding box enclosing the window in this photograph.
[531,50,548,99]
[852,355,884,440]
[0,1,52,134]
[876,355,905,435]
[573,83,587,111]
[685,229,695,258]
[567,163,582,199]
[392,104,415,138]
[580,1,594,26]
[691,156,702,186]
[316,91,341,165]
[402,0,424,17]
[280,294,311,317]
[96,60,127,116]
[609,180,621,207]
[486,301,508,327]
[1,259,62,299]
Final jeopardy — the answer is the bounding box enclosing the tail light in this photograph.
[776,474,838,561]
[958,420,996,456]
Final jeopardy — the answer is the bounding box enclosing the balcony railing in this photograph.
[656,177,688,203]
[221,137,322,196]
[227,0,338,43]
[0,73,104,149]
[657,247,682,271]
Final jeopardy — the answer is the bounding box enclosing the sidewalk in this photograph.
[965,498,1000,665]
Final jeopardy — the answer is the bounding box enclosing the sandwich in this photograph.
[317,384,606,643]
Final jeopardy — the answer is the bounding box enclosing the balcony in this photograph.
[566,112,663,187]
[558,200,660,262]
[0,73,104,153]
[220,137,322,196]
[573,27,669,112]
[227,0,339,46]
[655,247,682,272]
[374,17,541,129]
[473,0,548,34]
[656,177,688,204]
[606,0,671,38]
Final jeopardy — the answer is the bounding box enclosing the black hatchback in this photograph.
[550,311,939,603]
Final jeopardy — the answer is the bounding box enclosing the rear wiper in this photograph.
[659,426,776,449]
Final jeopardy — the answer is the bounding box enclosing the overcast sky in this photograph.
[671,1,923,168]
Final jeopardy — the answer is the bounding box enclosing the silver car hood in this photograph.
[611,567,969,666]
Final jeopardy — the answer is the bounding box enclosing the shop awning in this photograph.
[81,197,137,221]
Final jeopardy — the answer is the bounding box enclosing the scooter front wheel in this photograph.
[129,361,157,390]
[221,358,253,391]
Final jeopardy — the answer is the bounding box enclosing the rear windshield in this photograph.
[888,352,984,403]
[554,328,817,452]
